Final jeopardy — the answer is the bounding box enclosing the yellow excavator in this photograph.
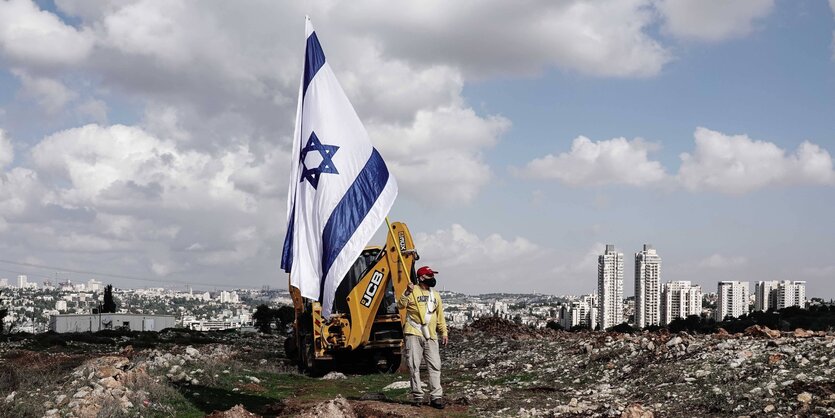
[284,221,418,375]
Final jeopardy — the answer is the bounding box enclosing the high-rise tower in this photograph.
[635,244,661,328]
[597,245,624,330]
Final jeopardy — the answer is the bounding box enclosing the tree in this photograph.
[102,285,117,313]
[253,304,274,334]
[545,321,564,331]
[0,290,7,334]
[608,322,636,333]
[275,305,296,334]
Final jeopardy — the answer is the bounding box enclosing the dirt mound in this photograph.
[351,400,467,417]
[297,396,356,418]
[468,317,526,334]
[470,317,519,334]
[206,404,262,418]
[744,325,780,339]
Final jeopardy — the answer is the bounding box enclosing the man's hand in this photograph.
[405,281,414,295]
[441,335,448,347]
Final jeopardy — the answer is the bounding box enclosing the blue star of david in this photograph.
[300,131,339,189]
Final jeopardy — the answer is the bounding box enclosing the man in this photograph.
[397,265,448,409]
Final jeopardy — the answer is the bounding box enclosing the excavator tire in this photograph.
[371,349,401,373]
[299,332,329,376]
[283,331,298,361]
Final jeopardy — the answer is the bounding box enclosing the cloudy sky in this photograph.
[0,0,834,298]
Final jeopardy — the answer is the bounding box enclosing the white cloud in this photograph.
[415,224,543,266]
[31,124,263,212]
[141,106,191,143]
[0,0,94,68]
[77,99,108,124]
[698,254,748,269]
[536,242,609,295]
[42,2,513,204]
[0,123,289,279]
[413,224,549,291]
[552,243,606,277]
[678,127,835,194]
[409,230,618,295]
[656,0,775,42]
[54,0,115,21]
[13,70,77,114]
[0,0,690,207]
[150,259,174,277]
[0,167,42,219]
[338,0,671,78]
[370,106,510,205]
[517,136,667,187]
[0,130,12,169]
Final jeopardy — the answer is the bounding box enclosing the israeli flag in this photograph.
[281,17,398,315]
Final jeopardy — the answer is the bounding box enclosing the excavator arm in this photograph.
[341,221,415,349]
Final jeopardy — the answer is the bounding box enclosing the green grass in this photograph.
[160,370,414,416]
[2,331,471,417]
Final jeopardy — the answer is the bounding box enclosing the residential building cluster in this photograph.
[583,244,808,330]
[0,278,280,333]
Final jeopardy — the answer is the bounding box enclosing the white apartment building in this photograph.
[635,244,661,328]
[776,280,806,309]
[17,275,28,289]
[716,281,749,320]
[560,297,597,330]
[755,281,779,311]
[755,280,806,311]
[219,291,240,304]
[661,281,702,324]
[86,279,103,292]
[492,300,508,316]
[597,245,624,330]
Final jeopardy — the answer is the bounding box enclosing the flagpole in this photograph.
[385,217,410,282]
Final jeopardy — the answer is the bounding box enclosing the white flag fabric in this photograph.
[281,17,398,315]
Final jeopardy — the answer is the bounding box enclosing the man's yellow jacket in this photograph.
[397,286,448,340]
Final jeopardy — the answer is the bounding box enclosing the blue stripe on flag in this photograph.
[303,32,326,98]
[280,205,295,272]
[319,148,390,298]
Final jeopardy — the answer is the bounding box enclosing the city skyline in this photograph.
[0,243,828,301]
[0,2,834,298]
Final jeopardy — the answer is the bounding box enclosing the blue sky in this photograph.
[0,0,833,298]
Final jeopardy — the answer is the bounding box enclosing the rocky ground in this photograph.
[447,319,835,417]
[1,321,834,417]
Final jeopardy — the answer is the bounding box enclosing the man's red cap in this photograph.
[416,266,438,277]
